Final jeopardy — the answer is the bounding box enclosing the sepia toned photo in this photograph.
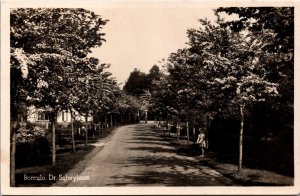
[1,0,299,195]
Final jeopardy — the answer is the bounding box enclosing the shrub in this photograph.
[15,122,50,168]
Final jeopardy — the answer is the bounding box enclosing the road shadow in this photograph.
[125,140,170,146]
[107,125,233,186]
[126,146,175,154]
[130,130,159,137]
[109,154,232,186]
[128,136,165,142]
[108,170,230,186]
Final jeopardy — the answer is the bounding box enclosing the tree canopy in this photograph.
[149,7,293,170]
[11,8,109,119]
[123,65,163,96]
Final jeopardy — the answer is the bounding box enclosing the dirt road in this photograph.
[64,122,232,186]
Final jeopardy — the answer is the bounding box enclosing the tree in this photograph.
[216,7,294,146]
[93,66,121,127]
[123,68,148,96]
[215,7,293,52]
[10,8,108,185]
[140,90,153,124]
[166,49,203,142]
[151,13,282,169]
[115,92,142,124]
[124,65,163,97]
[151,76,170,132]
[147,65,163,92]
[151,47,213,142]
[215,7,294,170]
[186,18,279,170]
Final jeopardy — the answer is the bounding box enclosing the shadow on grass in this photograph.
[157,131,294,186]
[15,125,121,187]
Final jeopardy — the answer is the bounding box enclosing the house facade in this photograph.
[27,106,93,129]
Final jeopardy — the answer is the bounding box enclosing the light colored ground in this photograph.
[55,122,233,186]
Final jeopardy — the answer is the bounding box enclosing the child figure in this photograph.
[197,129,206,157]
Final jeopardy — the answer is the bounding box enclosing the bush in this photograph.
[16,122,46,144]
[15,123,50,168]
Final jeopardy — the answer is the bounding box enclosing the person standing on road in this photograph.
[82,126,86,137]
[197,128,206,157]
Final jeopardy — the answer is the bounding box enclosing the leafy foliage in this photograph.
[215,7,294,137]
[216,7,293,53]
[11,8,109,119]
[123,65,163,96]
[123,68,149,96]
[16,122,46,144]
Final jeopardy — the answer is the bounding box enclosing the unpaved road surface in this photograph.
[64,122,232,186]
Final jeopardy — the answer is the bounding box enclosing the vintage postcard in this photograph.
[1,0,299,195]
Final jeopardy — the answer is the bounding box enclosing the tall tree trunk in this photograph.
[238,105,244,171]
[168,121,171,136]
[186,121,189,144]
[93,124,96,139]
[128,113,131,123]
[193,127,196,144]
[121,114,123,124]
[52,119,56,166]
[110,113,113,127]
[158,117,160,129]
[10,121,17,187]
[206,114,210,150]
[105,114,107,128]
[70,110,76,152]
[11,114,25,186]
[164,120,166,135]
[114,114,117,126]
[85,115,88,146]
[99,123,101,135]
[165,115,168,136]
[98,111,101,135]
[176,122,179,142]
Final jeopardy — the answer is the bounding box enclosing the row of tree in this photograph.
[10,8,143,186]
[133,8,293,172]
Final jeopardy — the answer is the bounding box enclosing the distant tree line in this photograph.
[123,65,162,96]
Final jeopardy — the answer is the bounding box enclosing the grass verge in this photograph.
[157,129,293,186]
[15,126,117,187]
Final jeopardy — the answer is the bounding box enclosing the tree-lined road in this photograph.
[65,122,232,186]
[10,8,293,188]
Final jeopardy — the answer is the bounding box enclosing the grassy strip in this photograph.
[15,126,117,187]
[157,129,293,186]
[207,161,293,186]
[16,145,95,187]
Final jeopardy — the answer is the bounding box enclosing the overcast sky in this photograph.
[88,3,219,86]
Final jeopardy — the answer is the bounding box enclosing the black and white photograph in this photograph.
[1,0,299,195]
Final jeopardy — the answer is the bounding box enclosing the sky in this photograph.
[88,3,220,86]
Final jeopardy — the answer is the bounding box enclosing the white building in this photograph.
[27,106,93,129]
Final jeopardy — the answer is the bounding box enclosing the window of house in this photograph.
[62,111,68,122]
[38,111,49,121]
